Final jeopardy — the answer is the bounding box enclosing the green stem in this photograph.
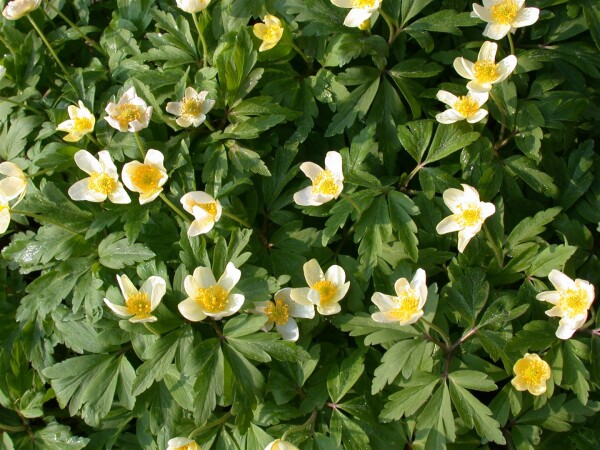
[379,9,396,45]
[188,412,232,439]
[414,321,445,349]
[0,33,17,54]
[25,167,55,178]
[43,1,106,55]
[402,162,424,188]
[27,14,79,96]
[143,322,160,336]
[159,193,191,224]
[291,42,311,68]
[10,209,80,235]
[133,132,147,158]
[0,95,43,115]
[192,12,209,67]
[281,410,318,441]
[221,209,252,228]
[0,423,26,432]
[420,318,451,346]
[483,223,503,267]
[204,120,215,132]
[340,193,361,215]
[88,134,102,148]
[507,33,516,56]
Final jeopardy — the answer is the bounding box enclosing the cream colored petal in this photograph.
[304,259,324,287]
[317,302,341,316]
[466,80,492,93]
[457,228,477,253]
[190,114,207,127]
[0,208,10,234]
[117,274,137,300]
[480,201,496,219]
[209,293,245,319]
[436,110,463,124]
[104,116,127,132]
[188,216,215,236]
[471,3,493,22]
[402,310,423,326]
[68,178,106,202]
[276,319,299,342]
[121,161,142,192]
[288,300,315,319]
[250,301,271,315]
[478,41,497,61]
[108,182,131,204]
[178,298,207,322]
[483,23,512,40]
[184,274,199,297]
[371,292,397,311]
[442,187,467,212]
[218,262,241,292]
[289,287,311,306]
[324,151,343,180]
[97,150,118,175]
[180,191,216,213]
[299,162,323,182]
[548,270,574,291]
[513,7,539,28]
[436,90,458,107]
[201,98,215,114]
[193,266,217,288]
[344,8,372,27]
[545,306,563,318]
[436,215,462,235]
[324,264,345,285]
[527,383,547,396]
[119,87,137,103]
[293,186,320,206]
[74,150,102,174]
[130,314,157,323]
[331,0,354,8]
[470,91,489,106]
[138,189,162,204]
[145,149,165,171]
[393,278,410,296]
[103,298,131,317]
[453,57,474,80]
[140,276,167,310]
[371,311,399,324]
[510,376,528,392]
[466,109,488,123]
[536,291,560,304]
[166,101,182,116]
[0,161,24,179]
[495,55,517,82]
[168,438,195,448]
[0,177,26,200]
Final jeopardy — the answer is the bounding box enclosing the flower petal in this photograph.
[276,319,300,341]
[193,266,217,288]
[483,23,512,40]
[436,90,458,107]
[140,276,167,310]
[371,292,397,311]
[74,150,102,174]
[303,259,324,287]
[218,262,241,292]
[436,110,463,124]
[178,298,207,322]
[453,57,474,80]
[343,8,372,28]
[548,270,574,291]
[325,151,343,180]
[299,162,323,182]
[436,215,462,235]
[513,7,539,28]
[103,298,131,317]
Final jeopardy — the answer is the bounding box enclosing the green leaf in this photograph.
[561,340,590,404]
[420,382,455,450]
[327,349,365,403]
[388,191,420,262]
[0,116,43,160]
[583,0,600,51]
[506,207,562,251]
[397,119,434,163]
[448,370,497,392]
[186,338,224,425]
[226,141,271,176]
[425,122,479,164]
[372,338,429,394]
[380,372,440,422]
[449,379,505,445]
[504,156,559,198]
[527,244,577,277]
[98,232,155,269]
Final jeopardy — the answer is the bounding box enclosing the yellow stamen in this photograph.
[313,280,337,305]
[389,291,420,322]
[115,103,144,129]
[491,0,519,25]
[180,97,203,117]
[265,298,290,326]
[88,172,117,195]
[312,170,339,195]
[261,24,281,43]
[352,0,377,8]
[473,61,499,84]
[73,116,94,133]
[453,96,480,118]
[130,164,163,193]
[126,292,152,318]
[191,201,217,218]
[196,285,228,313]
[458,206,482,227]
[559,288,589,318]
[517,358,550,386]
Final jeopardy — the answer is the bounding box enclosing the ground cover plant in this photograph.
[1,0,600,449]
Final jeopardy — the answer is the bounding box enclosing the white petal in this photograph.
[117,274,137,299]
[317,302,341,315]
[0,177,26,200]
[184,274,199,297]
[466,109,488,123]
[166,102,182,116]
[193,266,217,288]
[410,269,427,294]
[495,55,517,82]
[402,310,424,326]
[289,287,311,306]
[68,179,106,202]
[453,57,474,80]
[178,298,207,322]
[513,7,539,28]
[140,276,166,310]
[344,8,372,27]
[304,259,324,287]
[103,298,131,317]
[436,110,463,124]
[0,161,25,178]
[335,282,350,302]
[371,292,397,311]
[436,215,462,234]
[145,149,165,170]
[436,90,459,107]
[180,191,216,214]
[276,319,299,341]
[168,438,195,448]
[457,229,478,253]
[188,217,215,236]
[442,188,467,212]
[536,291,560,304]
[130,314,157,323]
[97,151,118,175]
[483,23,512,40]
[138,189,162,204]
[471,4,493,22]
[480,201,496,219]
[470,91,489,106]
[74,150,102,174]
[288,301,315,319]
[218,262,241,292]
[208,293,244,319]
[293,186,320,206]
[555,323,576,340]
[331,0,354,7]
[548,270,575,291]
[324,265,345,285]
[108,183,131,204]
[371,311,399,323]
[478,41,497,61]
[466,80,492,93]
[324,151,343,180]
[299,162,323,182]
[104,116,127,132]
[0,208,10,234]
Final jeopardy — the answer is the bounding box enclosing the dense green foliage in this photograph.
[1,0,600,449]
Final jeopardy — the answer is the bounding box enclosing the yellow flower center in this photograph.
[473,61,499,84]
[265,298,290,326]
[73,116,94,134]
[313,280,337,305]
[196,285,228,313]
[192,201,218,218]
[491,0,519,25]
[312,170,339,195]
[453,96,480,118]
[559,288,589,318]
[0,204,7,213]
[519,359,550,386]
[458,206,482,227]
[126,292,152,318]
[115,103,144,129]
[262,24,281,43]
[88,172,117,195]
[180,97,203,117]
[130,164,163,193]
[352,0,377,8]
[173,443,200,450]
[389,291,420,322]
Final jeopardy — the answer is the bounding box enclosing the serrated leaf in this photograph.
[98,232,155,269]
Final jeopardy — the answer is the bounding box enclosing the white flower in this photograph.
[178,262,244,322]
[0,191,10,234]
[331,0,382,28]
[293,151,344,206]
[103,274,166,323]
[265,440,300,450]
[180,191,222,236]
[166,87,215,128]
[253,15,284,52]
[453,41,517,93]
[436,90,489,124]
[251,288,315,341]
[290,259,350,315]
[0,161,26,201]
[471,0,540,40]
[56,101,96,142]
[371,269,428,325]
[0,66,5,81]
[121,149,168,204]
[104,87,152,132]
[536,269,595,340]
[176,0,210,13]
[2,0,40,20]
[167,437,200,450]
[435,184,495,253]
[68,150,131,204]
